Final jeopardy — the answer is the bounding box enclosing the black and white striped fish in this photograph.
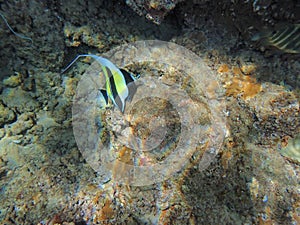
[252,23,300,54]
[62,54,139,112]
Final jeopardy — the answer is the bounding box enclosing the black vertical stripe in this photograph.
[99,89,108,104]
[104,67,139,111]
[105,66,123,110]
[105,66,118,100]
[120,69,135,85]
[120,69,138,101]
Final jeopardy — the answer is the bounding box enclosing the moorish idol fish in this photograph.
[61,54,139,112]
[252,23,300,54]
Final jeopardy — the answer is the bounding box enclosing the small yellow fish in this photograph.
[252,23,300,54]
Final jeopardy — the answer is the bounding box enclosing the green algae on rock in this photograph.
[1,87,40,113]
[3,72,22,87]
[0,102,16,127]
[280,134,300,164]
